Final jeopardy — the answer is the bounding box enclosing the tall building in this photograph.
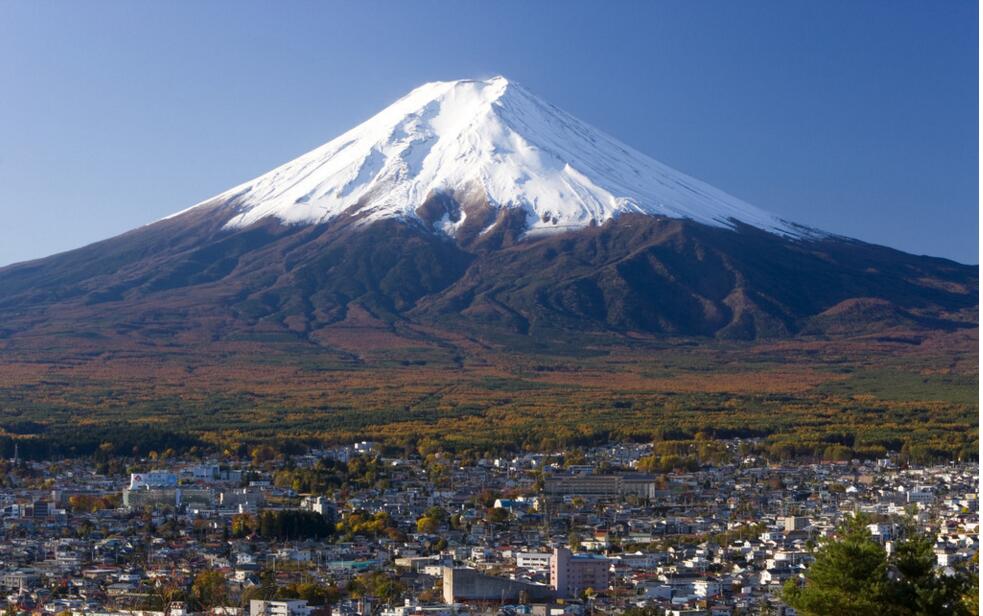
[550,547,610,599]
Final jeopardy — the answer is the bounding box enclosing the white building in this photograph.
[129,472,177,489]
[249,600,313,616]
[907,488,935,504]
[516,552,552,572]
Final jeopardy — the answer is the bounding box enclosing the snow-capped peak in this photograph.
[182,75,800,237]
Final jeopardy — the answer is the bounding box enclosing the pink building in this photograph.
[550,547,610,598]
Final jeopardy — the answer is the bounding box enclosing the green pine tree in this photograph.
[782,514,890,615]
[783,515,977,616]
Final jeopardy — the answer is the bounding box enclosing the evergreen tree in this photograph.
[783,515,977,616]
[782,514,890,614]
[890,525,974,615]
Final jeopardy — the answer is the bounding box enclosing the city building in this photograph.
[250,600,313,616]
[550,547,610,598]
[442,567,554,603]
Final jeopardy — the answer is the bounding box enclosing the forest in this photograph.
[0,325,975,462]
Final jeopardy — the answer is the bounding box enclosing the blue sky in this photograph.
[0,1,977,265]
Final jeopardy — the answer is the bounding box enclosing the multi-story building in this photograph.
[516,551,552,572]
[123,486,214,510]
[550,547,610,598]
[0,569,40,592]
[249,600,313,616]
[544,473,656,499]
[784,516,810,532]
[545,474,620,497]
[129,471,178,489]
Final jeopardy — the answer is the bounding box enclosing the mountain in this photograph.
[0,76,975,347]
[172,76,800,238]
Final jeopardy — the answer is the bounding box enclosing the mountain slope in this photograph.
[0,211,974,345]
[0,77,975,346]
[412,215,976,338]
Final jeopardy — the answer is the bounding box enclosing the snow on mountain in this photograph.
[181,76,801,237]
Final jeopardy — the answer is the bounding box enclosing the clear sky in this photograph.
[0,1,977,265]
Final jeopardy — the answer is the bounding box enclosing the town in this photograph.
[0,440,975,616]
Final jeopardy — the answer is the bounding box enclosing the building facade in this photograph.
[549,547,610,598]
[442,567,553,604]
[249,600,313,616]
[544,473,656,499]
